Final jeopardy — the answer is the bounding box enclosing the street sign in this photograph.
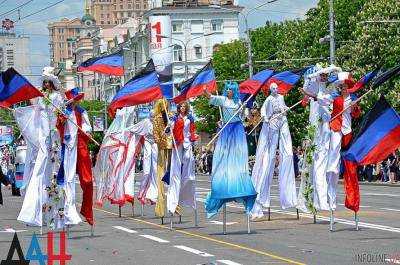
[0,126,13,146]
[93,116,104,132]
[2,19,14,31]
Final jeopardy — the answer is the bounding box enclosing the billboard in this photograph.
[0,126,13,146]
[149,15,174,99]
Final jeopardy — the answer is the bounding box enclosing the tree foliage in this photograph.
[193,0,400,147]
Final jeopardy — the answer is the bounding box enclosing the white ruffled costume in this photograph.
[250,83,297,218]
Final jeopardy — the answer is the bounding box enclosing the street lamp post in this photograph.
[211,0,278,78]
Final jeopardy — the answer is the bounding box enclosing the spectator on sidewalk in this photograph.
[0,167,11,205]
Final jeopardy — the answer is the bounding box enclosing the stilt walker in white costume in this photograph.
[167,102,198,215]
[327,72,360,210]
[15,67,65,228]
[56,88,91,226]
[129,113,158,206]
[301,65,341,211]
[250,83,297,219]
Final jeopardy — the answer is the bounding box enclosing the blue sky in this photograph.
[1,0,318,81]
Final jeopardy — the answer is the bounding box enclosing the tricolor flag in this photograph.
[108,59,163,117]
[343,96,400,212]
[173,62,217,104]
[239,69,274,95]
[78,51,124,76]
[0,68,43,108]
[370,64,400,89]
[262,67,310,95]
[347,69,379,93]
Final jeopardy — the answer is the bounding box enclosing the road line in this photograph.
[90,206,305,265]
[380,208,400,212]
[140,234,170,243]
[196,198,400,234]
[112,226,137,234]
[364,193,400,197]
[210,221,237,226]
[174,245,214,257]
[217,260,242,265]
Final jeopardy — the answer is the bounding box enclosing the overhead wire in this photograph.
[0,0,34,19]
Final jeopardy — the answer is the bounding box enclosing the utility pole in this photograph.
[329,0,335,64]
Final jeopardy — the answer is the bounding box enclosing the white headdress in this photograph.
[39,66,61,90]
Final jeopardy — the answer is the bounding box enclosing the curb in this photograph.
[338,180,400,187]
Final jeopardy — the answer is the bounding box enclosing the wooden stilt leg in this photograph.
[268,207,271,221]
[296,209,300,220]
[329,210,334,232]
[118,206,122,218]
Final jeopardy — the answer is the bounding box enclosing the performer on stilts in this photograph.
[327,72,361,210]
[203,82,257,218]
[57,88,94,226]
[301,65,341,211]
[166,102,198,216]
[130,112,158,206]
[153,99,172,218]
[16,67,65,228]
[250,83,297,219]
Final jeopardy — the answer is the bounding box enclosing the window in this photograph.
[194,45,202,59]
[191,20,203,33]
[211,19,223,32]
[172,21,183,33]
[173,45,183,62]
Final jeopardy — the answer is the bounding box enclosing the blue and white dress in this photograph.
[205,95,257,218]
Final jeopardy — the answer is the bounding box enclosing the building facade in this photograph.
[128,3,241,86]
[48,18,84,69]
[0,32,30,75]
[90,0,149,26]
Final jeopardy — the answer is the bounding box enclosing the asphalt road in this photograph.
[0,174,399,265]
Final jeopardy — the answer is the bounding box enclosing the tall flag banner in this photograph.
[173,62,216,104]
[0,68,43,107]
[369,63,400,89]
[348,69,379,93]
[343,96,400,212]
[262,67,310,95]
[149,15,174,99]
[239,69,274,95]
[108,59,163,117]
[78,51,124,76]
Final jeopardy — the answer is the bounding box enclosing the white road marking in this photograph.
[386,259,400,264]
[174,245,214,257]
[113,226,137,234]
[210,221,238,226]
[140,234,170,243]
[196,197,400,234]
[0,228,27,233]
[217,260,242,265]
[380,208,400,212]
[364,193,400,197]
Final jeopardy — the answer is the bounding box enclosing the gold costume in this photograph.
[153,99,172,218]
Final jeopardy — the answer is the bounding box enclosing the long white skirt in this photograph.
[251,121,297,218]
[167,144,196,214]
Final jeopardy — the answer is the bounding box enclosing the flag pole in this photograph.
[247,99,302,135]
[206,94,254,148]
[330,89,373,122]
[44,95,101,146]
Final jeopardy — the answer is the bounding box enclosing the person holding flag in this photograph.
[327,72,361,210]
[203,81,257,218]
[166,102,198,216]
[56,88,94,226]
[250,82,297,219]
[15,67,65,228]
[301,64,341,211]
[153,99,173,219]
